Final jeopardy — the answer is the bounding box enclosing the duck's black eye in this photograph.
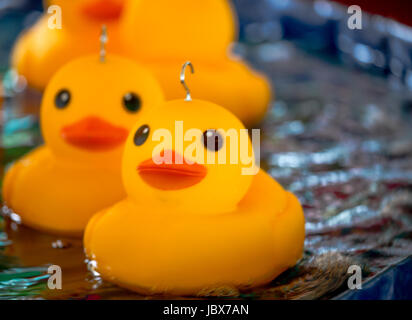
[134,124,150,146]
[202,129,223,152]
[123,92,142,113]
[55,89,71,109]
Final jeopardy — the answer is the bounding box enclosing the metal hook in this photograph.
[180,61,195,101]
[100,25,108,63]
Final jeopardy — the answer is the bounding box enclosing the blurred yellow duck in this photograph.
[84,64,304,295]
[2,53,164,236]
[121,0,272,126]
[12,0,128,90]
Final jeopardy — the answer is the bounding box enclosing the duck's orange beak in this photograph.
[138,150,207,190]
[81,0,124,21]
[61,116,128,151]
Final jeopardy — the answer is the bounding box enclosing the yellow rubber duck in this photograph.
[12,0,128,90]
[120,0,272,126]
[2,52,164,236]
[84,64,304,295]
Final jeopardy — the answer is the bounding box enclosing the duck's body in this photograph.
[12,0,127,90]
[3,146,124,236]
[121,0,272,126]
[85,170,304,295]
[84,95,304,295]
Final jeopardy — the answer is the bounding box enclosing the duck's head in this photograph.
[41,54,164,164]
[47,0,126,25]
[121,0,236,61]
[122,99,257,214]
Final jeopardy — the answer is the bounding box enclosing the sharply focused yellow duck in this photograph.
[121,0,272,126]
[12,0,128,90]
[84,63,304,295]
[2,51,164,236]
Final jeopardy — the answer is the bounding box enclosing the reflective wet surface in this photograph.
[1,41,412,299]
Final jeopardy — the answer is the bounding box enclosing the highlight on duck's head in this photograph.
[121,0,236,61]
[41,54,164,163]
[122,99,258,214]
[46,0,127,26]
